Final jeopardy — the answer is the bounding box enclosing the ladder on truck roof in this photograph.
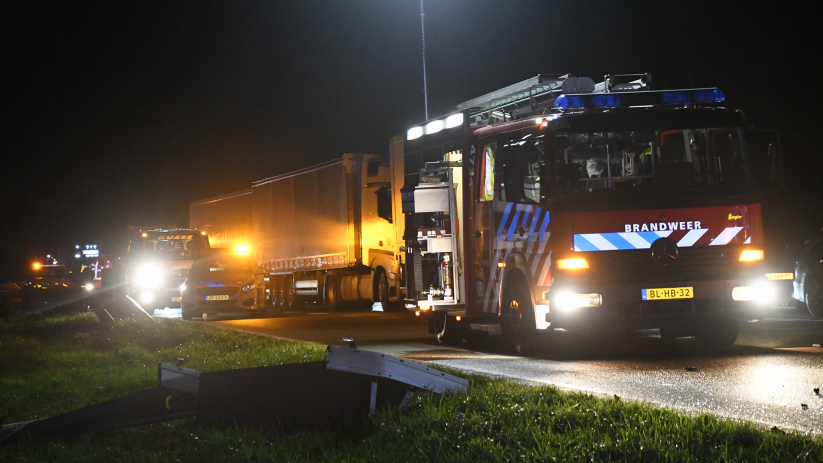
[455,74,568,125]
[455,73,651,126]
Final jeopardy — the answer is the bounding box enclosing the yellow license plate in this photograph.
[206,295,229,301]
[765,273,793,280]
[171,296,181,302]
[642,287,693,301]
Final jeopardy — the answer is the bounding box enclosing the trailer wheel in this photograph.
[270,276,281,310]
[286,276,304,310]
[374,268,396,311]
[500,273,538,355]
[324,272,343,312]
[693,317,739,350]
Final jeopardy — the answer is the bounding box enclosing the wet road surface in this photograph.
[151,302,823,435]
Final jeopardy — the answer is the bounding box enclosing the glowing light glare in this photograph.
[32,263,42,270]
[407,126,424,140]
[556,258,589,270]
[739,249,765,262]
[139,292,154,304]
[200,231,206,235]
[84,283,94,291]
[455,316,462,321]
[534,304,551,330]
[444,113,464,128]
[732,282,776,303]
[236,244,251,255]
[141,233,148,238]
[425,120,444,135]
[554,292,602,311]
[135,265,162,287]
[180,283,187,292]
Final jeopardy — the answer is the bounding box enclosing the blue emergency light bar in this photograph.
[554,88,725,110]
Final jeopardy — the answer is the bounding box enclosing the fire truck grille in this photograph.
[195,287,240,297]
[592,247,738,284]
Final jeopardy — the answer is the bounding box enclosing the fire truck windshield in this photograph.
[548,127,754,197]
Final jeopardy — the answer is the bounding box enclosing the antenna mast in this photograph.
[420,0,429,120]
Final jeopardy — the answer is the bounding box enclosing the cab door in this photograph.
[466,139,498,314]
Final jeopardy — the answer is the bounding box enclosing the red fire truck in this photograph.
[400,74,786,353]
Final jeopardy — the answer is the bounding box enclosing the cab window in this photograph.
[500,136,545,203]
[477,142,496,202]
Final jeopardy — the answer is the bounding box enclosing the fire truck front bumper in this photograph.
[542,278,785,332]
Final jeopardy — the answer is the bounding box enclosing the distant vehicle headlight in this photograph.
[134,265,163,287]
[84,283,94,291]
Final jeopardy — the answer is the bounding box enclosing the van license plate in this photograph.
[171,296,181,302]
[642,287,693,301]
[206,295,229,301]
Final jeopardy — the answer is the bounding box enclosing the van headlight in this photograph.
[241,284,254,292]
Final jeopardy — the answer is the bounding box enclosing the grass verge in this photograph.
[1,312,821,462]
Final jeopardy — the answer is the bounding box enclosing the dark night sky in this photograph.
[2,0,821,280]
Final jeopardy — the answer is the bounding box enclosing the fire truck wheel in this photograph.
[805,275,823,317]
[437,313,464,345]
[693,317,740,350]
[501,274,538,355]
[324,272,343,312]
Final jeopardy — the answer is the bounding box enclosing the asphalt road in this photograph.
[153,304,823,435]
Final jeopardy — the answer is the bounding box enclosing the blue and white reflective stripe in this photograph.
[574,227,746,251]
[677,228,709,247]
[574,231,671,251]
[709,227,742,246]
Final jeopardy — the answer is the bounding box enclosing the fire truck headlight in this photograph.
[135,265,162,288]
[84,283,94,291]
[732,281,776,303]
[739,249,764,262]
[556,258,589,270]
[554,292,602,311]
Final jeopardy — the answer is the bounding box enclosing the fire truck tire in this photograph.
[693,317,740,350]
[437,313,464,345]
[805,275,823,317]
[501,273,538,355]
[324,272,344,312]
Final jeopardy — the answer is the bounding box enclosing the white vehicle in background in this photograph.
[180,248,260,319]
[125,229,210,312]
